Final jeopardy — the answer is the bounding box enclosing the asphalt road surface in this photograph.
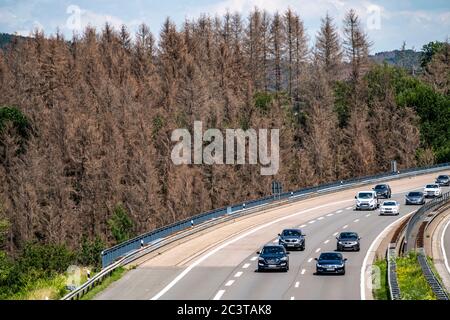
[95,171,450,300]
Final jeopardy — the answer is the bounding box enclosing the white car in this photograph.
[355,191,379,210]
[379,200,400,216]
[423,184,442,198]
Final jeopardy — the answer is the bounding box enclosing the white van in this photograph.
[355,191,379,210]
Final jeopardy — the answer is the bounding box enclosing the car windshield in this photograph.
[358,192,373,199]
[383,201,397,206]
[262,246,284,255]
[438,175,448,179]
[426,185,438,188]
[374,185,386,190]
[339,232,358,239]
[408,192,423,197]
[282,230,301,237]
[319,253,341,261]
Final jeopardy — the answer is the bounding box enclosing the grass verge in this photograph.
[80,267,127,300]
[396,252,436,300]
[373,259,389,300]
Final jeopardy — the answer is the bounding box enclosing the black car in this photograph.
[336,232,360,251]
[435,175,450,186]
[315,252,347,275]
[372,184,392,198]
[278,229,305,251]
[405,191,425,205]
[257,245,290,272]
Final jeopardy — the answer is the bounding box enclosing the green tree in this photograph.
[421,41,444,68]
[108,204,134,243]
[78,236,104,270]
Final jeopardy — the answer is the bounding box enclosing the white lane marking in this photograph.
[354,219,360,223]
[250,256,257,261]
[366,214,371,217]
[343,225,348,229]
[336,210,343,213]
[300,224,307,228]
[326,213,334,217]
[307,258,313,263]
[234,271,243,278]
[360,210,416,300]
[273,239,278,243]
[346,207,353,210]
[225,280,234,287]
[333,232,339,236]
[315,248,321,253]
[309,220,316,224]
[324,240,330,244]
[242,263,250,269]
[441,219,450,277]
[301,269,306,275]
[295,281,300,288]
[213,290,225,300]
[318,217,324,220]
[151,198,354,300]
[290,296,295,300]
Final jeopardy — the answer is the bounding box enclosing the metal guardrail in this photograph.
[405,191,450,252]
[417,248,449,300]
[402,190,450,300]
[387,244,401,300]
[102,162,450,268]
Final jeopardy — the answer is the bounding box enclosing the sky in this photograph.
[0,0,449,52]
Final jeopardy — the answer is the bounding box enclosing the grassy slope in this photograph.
[397,252,436,300]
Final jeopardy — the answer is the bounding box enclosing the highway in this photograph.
[95,171,450,300]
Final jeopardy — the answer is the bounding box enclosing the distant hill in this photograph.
[370,49,423,74]
[0,33,27,49]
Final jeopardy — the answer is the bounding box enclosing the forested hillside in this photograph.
[0,8,449,278]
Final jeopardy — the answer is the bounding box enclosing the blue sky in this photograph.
[0,0,449,52]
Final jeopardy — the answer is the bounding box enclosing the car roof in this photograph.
[358,191,375,193]
[382,200,397,204]
[319,252,342,258]
[263,244,284,248]
[282,228,301,232]
[339,231,358,236]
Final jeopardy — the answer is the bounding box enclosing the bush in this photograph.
[253,92,273,113]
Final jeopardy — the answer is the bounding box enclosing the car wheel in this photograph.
[341,270,346,275]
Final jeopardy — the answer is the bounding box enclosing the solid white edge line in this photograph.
[213,290,225,300]
[360,210,415,300]
[441,219,450,277]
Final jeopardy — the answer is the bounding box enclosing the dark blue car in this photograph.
[315,252,347,275]
[257,244,290,272]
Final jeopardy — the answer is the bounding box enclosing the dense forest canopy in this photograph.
[0,8,449,269]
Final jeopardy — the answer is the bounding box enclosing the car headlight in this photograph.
[356,200,361,205]
[338,241,343,244]
[280,257,288,261]
[258,257,264,261]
